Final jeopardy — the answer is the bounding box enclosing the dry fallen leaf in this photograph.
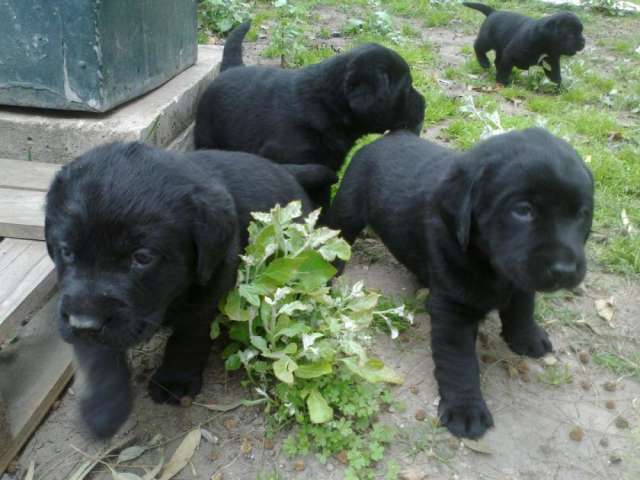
[24,461,35,480]
[142,453,164,480]
[595,297,615,328]
[621,209,636,235]
[118,445,148,464]
[158,428,201,480]
[463,439,494,455]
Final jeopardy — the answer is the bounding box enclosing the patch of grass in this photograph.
[537,364,574,386]
[197,0,251,42]
[593,350,640,379]
[396,417,457,465]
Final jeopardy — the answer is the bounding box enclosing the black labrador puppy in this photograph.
[328,128,594,438]
[464,2,585,85]
[45,142,336,438]
[195,21,425,209]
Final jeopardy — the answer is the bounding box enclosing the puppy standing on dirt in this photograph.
[464,2,585,85]
[195,21,425,209]
[328,128,594,438]
[45,142,336,438]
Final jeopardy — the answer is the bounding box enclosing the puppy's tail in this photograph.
[283,165,339,190]
[462,2,495,16]
[220,21,251,72]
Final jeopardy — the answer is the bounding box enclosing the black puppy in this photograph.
[45,142,336,438]
[464,2,585,85]
[195,21,425,209]
[328,128,593,438]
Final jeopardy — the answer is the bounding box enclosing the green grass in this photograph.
[593,350,640,380]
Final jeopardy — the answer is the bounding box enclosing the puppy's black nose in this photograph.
[549,261,577,282]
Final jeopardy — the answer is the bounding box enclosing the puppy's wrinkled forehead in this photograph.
[481,129,593,205]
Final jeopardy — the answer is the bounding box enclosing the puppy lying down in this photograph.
[195,21,425,209]
[329,128,594,438]
[45,142,336,438]
[464,2,585,85]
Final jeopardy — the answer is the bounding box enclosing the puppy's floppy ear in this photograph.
[345,68,391,118]
[438,162,483,252]
[44,167,70,259]
[189,185,237,285]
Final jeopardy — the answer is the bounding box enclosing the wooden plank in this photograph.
[0,188,46,240]
[0,238,56,343]
[0,296,74,475]
[0,158,60,192]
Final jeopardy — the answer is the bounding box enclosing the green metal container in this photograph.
[0,0,197,112]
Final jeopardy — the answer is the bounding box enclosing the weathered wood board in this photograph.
[0,158,59,192]
[0,188,47,241]
[0,238,56,343]
[0,296,73,475]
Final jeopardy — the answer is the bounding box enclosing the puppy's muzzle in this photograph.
[546,260,581,289]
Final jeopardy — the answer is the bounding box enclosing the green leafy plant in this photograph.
[263,0,309,67]
[344,0,403,43]
[197,0,251,42]
[214,201,413,478]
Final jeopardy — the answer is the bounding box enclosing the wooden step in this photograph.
[0,238,56,343]
[0,295,73,474]
[0,159,60,241]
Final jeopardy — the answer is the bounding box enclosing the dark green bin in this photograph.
[0,0,197,112]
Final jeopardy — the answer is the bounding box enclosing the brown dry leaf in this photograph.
[24,461,35,480]
[595,297,615,328]
[158,428,201,480]
[211,473,223,480]
[463,439,494,455]
[399,466,427,480]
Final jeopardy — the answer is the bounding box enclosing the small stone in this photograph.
[605,400,616,410]
[330,31,342,38]
[609,454,622,465]
[580,380,592,391]
[399,466,427,480]
[293,459,305,472]
[180,396,192,408]
[539,444,553,455]
[326,463,335,472]
[263,438,274,450]
[415,409,427,421]
[599,437,609,448]
[409,384,419,395]
[517,360,530,374]
[211,473,223,480]
[578,351,590,364]
[240,437,253,455]
[543,356,557,366]
[614,416,629,429]
[336,451,348,465]
[224,418,238,431]
[603,381,617,392]
[569,426,584,442]
[448,438,460,450]
[481,354,497,364]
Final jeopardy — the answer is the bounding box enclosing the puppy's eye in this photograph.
[132,249,155,268]
[511,202,534,222]
[60,246,74,262]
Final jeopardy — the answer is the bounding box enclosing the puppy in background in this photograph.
[195,21,425,210]
[45,142,336,438]
[328,128,593,438]
[464,2,585,85]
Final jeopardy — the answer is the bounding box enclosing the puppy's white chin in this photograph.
[69,315,103,330]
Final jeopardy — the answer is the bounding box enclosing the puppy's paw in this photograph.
[80,386,131,439]
[503,324,553,358]
[148,368,203,405]
[438,396,494,439]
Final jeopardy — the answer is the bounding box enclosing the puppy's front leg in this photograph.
[500,290,552,358]
[542,56,562,85]
[148,310,213,404]
[429,297,494,439]
[74,343,132,438]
